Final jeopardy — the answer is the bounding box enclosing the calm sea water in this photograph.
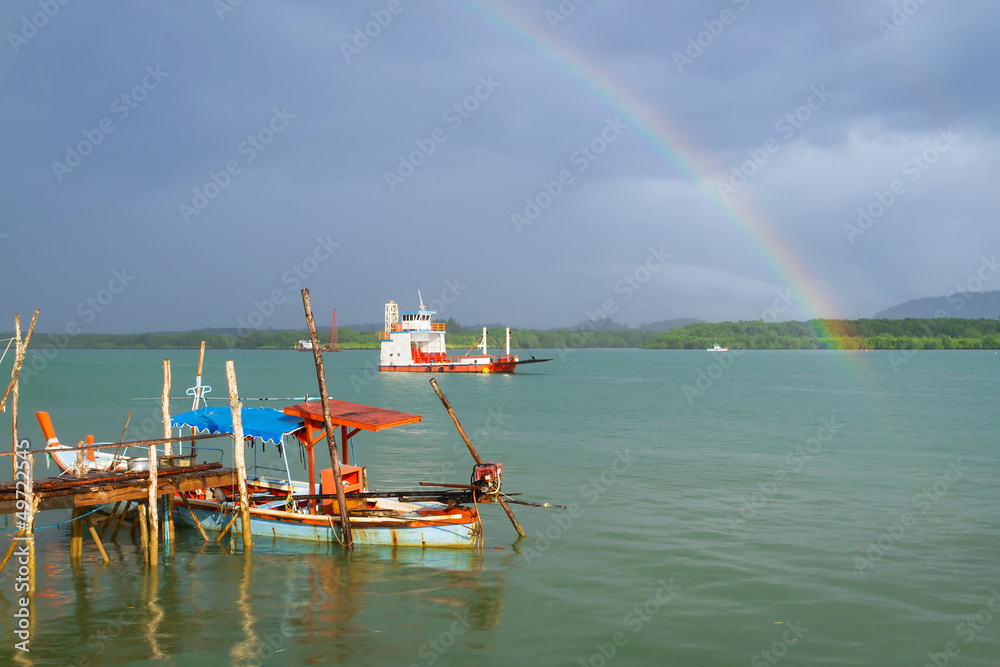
[2,348,999,666]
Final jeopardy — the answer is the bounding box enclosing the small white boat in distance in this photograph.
[707,339,729,351]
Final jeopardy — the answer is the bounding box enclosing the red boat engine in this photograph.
[471,462,502,496]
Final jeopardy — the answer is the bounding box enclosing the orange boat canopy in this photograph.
[283,400,421,433]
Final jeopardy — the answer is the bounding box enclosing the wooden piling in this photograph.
[138,504,149,561]
[162,360,175,547]
[26,458,36,592]
[226,361,253,551]
[148,372,160,564]
[300,288,353,549]
[69,508,83,559]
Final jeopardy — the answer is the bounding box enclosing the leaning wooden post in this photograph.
[85,515,110,563]
[300,288,353,549]
[180,494,209,542]
[162,360,174,547]
[226,361,253,551]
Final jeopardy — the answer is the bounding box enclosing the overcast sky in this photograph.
[2,1,997,333]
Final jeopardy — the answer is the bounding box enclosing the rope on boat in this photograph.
[0,336,15,369]
[327,514,346,547]
[0,505,105,531]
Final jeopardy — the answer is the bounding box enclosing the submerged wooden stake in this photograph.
[69,508,83,559]
[216,509,240,544]
[226,361,253,551]
[85,515,110,563]
[301,288,353,549]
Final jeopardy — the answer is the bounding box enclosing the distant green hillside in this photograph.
[11,317,1000,352]
[641,318,1000,350]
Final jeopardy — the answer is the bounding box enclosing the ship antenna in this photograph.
[418,290,426,311]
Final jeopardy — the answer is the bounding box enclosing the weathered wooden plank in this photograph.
[0,462,224,495]
[0,469,234,514]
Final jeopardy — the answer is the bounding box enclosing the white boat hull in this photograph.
[176,498,479,549]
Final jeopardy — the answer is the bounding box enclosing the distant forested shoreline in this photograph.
[8,318,1000,352]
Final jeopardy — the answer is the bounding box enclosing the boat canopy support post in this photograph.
[301,288,353,549]
[226,361,253,552]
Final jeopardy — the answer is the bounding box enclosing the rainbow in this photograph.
[462,0,858,347]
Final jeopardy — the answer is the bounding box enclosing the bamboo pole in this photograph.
[85,515,110,563]
[10,315,19,479]
[162,360,174,547]
[1,309,37,414]
[429,378,526,537]
[0,433,224,459]
[191,341,206,457]
[300,288,353,549]
[226,361,252,551]
[180,494,209,542]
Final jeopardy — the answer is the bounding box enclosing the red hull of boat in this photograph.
[379,361,519,373]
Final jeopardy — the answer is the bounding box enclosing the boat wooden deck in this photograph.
[0,462,234,514]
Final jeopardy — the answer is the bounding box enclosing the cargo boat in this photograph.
[379,295,549,373]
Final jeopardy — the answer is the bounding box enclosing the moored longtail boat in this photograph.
[170,399,488,548]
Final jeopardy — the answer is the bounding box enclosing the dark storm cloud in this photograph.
[1,1,998,332]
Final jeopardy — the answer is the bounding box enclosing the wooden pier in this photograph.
[2,311,258,590]
[0,460,234,515]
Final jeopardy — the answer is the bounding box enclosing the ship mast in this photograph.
[385,300,398,334]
